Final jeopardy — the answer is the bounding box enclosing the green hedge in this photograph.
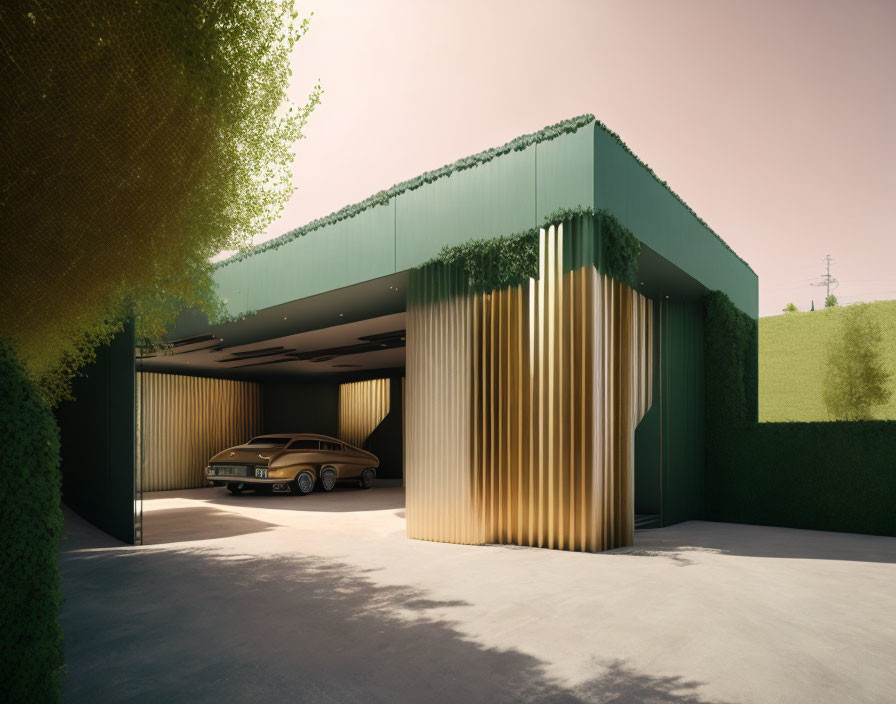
[0,344,64,702]
[703,291,896,537]
[706,422,896,536]
[703,290,758,428]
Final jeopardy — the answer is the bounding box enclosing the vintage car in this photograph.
[205,433,379,496]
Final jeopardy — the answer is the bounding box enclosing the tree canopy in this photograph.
[822,304,892,420]
[0,1,320,403]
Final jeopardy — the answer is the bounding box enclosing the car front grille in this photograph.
[211,464,254,478]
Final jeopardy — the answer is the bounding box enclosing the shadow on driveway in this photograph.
[60,543,729,704]
[141,507,279,545]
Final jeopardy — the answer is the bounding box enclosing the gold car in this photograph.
[205,433,379,496]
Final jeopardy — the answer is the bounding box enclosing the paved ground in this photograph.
[59,484,896,703]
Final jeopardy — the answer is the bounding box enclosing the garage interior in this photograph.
[132,275,411,542]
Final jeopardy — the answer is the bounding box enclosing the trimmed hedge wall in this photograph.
[703,290,896,537]
[706,422,896,536]
[0,344,64,702]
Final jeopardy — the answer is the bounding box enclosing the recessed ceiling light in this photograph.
[283,316,287,320]
[339,313,343,317]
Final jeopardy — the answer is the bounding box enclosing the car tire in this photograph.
[294,471,315,496]
[359,468,376,489]
[319,467,337,492]
[226,482,244,495]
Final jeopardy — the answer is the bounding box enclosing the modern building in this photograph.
[57,115,757,549]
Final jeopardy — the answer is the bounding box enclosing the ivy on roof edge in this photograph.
[413,207,641,296]
[216,114,596,268]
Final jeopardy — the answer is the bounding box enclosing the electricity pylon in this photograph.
[811,254,838,299]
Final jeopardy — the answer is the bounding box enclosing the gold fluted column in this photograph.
[338,378,391,448]
[406,280,482,544]
[405,224,653,551]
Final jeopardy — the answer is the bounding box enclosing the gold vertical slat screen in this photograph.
[337,378,391,448]
[406,292,480,544]
[138,372,262,492]
[406,224,653,552]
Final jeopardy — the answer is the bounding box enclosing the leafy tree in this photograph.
[0,1,321,404]
[825,294,838,308]
[822,304,892,420]
[782,302,798,313]
[0,4,319,700]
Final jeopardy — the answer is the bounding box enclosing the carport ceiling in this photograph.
[139,312,406,378]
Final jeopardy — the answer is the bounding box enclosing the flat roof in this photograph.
[168,115,757,353]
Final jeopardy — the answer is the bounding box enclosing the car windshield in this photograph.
[289,439,321,450]
[246,437,291,447]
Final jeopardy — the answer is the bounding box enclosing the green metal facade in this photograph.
[213,118,755,322]
[593,124,757,318]
[633,300,705,526]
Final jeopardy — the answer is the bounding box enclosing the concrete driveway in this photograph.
[59,484,896,703]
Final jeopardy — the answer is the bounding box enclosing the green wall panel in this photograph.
[215,258,250,318]
[57,322,137,544]
[217,202,396,317]
[535,126,594,222]
[658,299,705,526]
[634,299,704,524]
[593,124,758,318]
[395,146,536,270]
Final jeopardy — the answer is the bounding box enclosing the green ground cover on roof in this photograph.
[759,300,896,421]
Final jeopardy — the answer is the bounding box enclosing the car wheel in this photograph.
[226,482,244,495]
[294,471,315,496]
[359,468,376,490]
[319,467,337,492]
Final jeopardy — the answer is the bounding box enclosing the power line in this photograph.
[837,290,896,300]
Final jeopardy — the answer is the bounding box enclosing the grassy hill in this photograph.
[759,299,896,422]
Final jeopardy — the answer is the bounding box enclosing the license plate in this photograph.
[216,465,246,477]
[255,468,267,478]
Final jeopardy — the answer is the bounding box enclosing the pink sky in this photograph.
[251,0,895,318]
